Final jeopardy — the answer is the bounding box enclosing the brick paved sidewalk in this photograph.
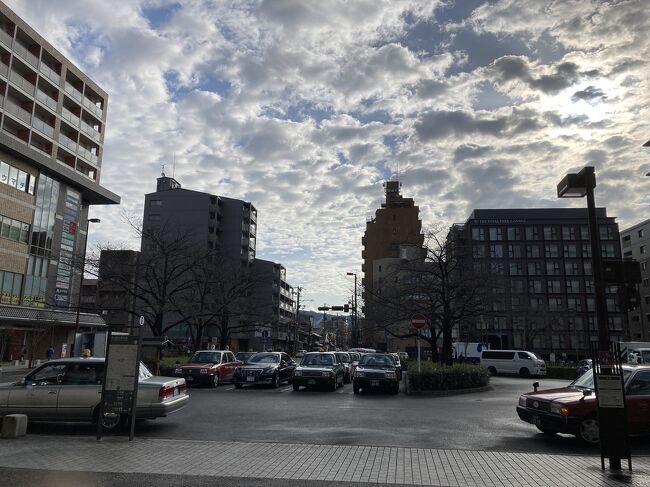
[0,436,649,486]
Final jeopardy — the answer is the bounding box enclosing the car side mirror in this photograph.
[532,381,539,392]
[582,390,592,397]
[16,378,26,387]
[235,360,242,366]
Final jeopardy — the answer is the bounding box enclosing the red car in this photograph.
[174,350,241,387]
[516,365,650,444]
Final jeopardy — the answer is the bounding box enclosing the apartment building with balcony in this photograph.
[0,2,119,362]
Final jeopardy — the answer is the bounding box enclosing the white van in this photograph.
[480,350,546,377]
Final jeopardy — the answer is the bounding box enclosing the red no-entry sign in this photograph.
[411,313,427,329]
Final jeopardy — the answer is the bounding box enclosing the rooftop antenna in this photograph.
[396,159,400,182]
[161,164,165,177]
[172,153,176,179]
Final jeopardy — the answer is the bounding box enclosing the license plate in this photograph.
[186,376,193,382]
[370,380,380,387]
[531,415,541,426]
[307,379,316,385]
[246,376,256,382]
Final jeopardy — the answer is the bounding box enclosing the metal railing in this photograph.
[32,117,54,138]
[36,89,57,111]
[82,96,103,118]
[9,70,35,95]
[58,133,77,152]
[39,63,60,85]
[80,119,100,141]
[77,145,98,165]
[61,107,80,127]
[12,42,39,68]
[0,29,12,49]
[64,82,82,103]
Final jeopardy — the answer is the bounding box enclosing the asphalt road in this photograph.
[23,374,650,455]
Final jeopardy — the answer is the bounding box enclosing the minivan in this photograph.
[480,350,546,377]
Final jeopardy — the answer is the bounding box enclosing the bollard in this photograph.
[0,414,28,438]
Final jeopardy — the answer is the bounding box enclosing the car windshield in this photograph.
[359,354,395,368]
[188,352,221,363]
[643,351,650,364]
[335,353,350,363]
[301,354,334,366]
[571,369,632,389]
[247,353,279,364]
[349,353,360,361]
[236,352,254,361]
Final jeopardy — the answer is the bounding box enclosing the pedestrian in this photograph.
[225,345,230,351]
[46,345,54,361]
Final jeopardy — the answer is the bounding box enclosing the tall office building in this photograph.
[361,180,424,349]
[450,208,627,359]
[0,2,119,361]
[620,219,650,341]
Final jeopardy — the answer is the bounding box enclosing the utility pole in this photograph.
[294,286,302,354]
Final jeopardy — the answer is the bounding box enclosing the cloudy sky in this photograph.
[9,0,650,310]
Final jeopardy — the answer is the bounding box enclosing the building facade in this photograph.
[361,180,424,350]
[450,208,627,360]
[0,2,119,361]
[620,219,650,341]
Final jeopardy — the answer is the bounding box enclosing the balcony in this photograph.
[35,89,57,111]
[0,62,7,79]
[4,98,31,125]
[38,63,60,85]
[32,117,54,138]
[9,70,35,96]
[58,133,77,152]
[80,119,101,141]
[64,82,82,103]
[0,29,12,49]
[61,107,80,127]
[82,96,102,118]
[13,42,38,68]
[77,145,98,165]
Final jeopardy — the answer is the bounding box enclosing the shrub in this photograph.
[545,366,577,380]
[407,361,489,391]
[159,355,188,375]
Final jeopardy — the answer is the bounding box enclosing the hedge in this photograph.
[544,366,578,380]
[159,355,188,376]
[406,361,489,391]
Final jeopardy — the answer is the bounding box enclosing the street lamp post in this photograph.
[71,218,100,357]
[346,272,357,347]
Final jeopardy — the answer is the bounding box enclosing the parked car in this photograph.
[576,359,593,377]
[334,352,353,383]
[235,351,257,364]
[480,349,546,377]
[295,350,307,359]
[353,353,400,395]
[349,352,361,376]
[233,352,295,388]
[174,350,241,387]
[0,358,188,431]
[293,352,345,391]
[516,365,650,444]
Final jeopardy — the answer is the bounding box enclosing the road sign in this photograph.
[139,316,145,326]
[411,313,427,329]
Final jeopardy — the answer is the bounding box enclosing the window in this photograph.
[546,261,561,276]
[580,226,590,240]
[472,227,486,241]
[622,235,631,247]
[528,262,543,275]
[564,244,578,258]
[586,298,595,312]
[627,371,650,396]
[528,279,543,293]
[625,251,633,258]
[62,363,103,385]
[641,245,646,255]
[510,279,524,293]
[543,226,559,240]
[507,227,521,240]
[547,280,561,293]
[639,229,645,238]
[148,214,161,221]
[601,243,616,258]
[567,297,582,312]
[149,200,163,207]
[508,245,521,258]
[490,262,504,274]
[509,263,523,276]
[0,215,30,244]
[582,243,592,258]
[642,262,647,271]
[525,226,539,240]
[26,364,68,386]
[489,227,502,241]
[645,296,650,305]
[0,161,36,195]
[526,245,541,258]
[562,226,577,240]
[566,280,580,294]
[0,270,23,305]
[599,226,615,240]
[585,280,594,293]
[544,244,559,258]
[584,262,592,275]
[489,244,503,258]
[530,297,544,309]
[644,279,650,288]
[473,245,485,258]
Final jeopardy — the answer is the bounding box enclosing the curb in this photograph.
[405,383,493,396]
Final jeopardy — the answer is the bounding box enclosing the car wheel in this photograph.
[234,382,243,389]
[338,375,344,388]
[487,366,497,376]
[211,374,219,388]
[95,407,125,432]
[272,372,280,388]
[353,384,360,394]
[329,378,337,392]
[519,368,530,378]
[536,425,557,435]
[293,383,300,391]
[578,417,600,445]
